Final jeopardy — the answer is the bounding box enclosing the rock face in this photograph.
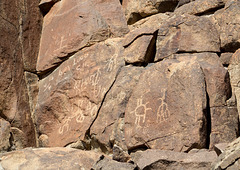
[37,0,129,73]
[212,137,240,169]
[0,0,42,152]
[36,39,125,147]
[122,0,178,24]
[1,0,240,168]
[0,147,102,169]
[132,149,217,169]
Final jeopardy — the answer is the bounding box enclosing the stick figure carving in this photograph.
[132,98,152,127]
[157,89,170,123]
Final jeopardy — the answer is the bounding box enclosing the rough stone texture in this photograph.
[90,66,143,153]
[22,0,43,72]
[0,0,39,152]
[212,137,240,169]
[174,53,231,107]
[174,53,238,148]
[125,59,207,152]
[214,143,228,156]
[220,53,233,66]
[174,0,225,16]
[210,107,239,148]
[24,72,39,117]
[39,0,60,15]
[212,0,240,52]
[0,147,102,170]
[229,49,240,118]
[0,119,11,152]
[37,0,129,73]
[131,149,217,170]
[92,155,137,170]
[35,38,125,147]
[124,34,156,64]
[128,13,170,31]
[122,0,178,24]
[156,14,220,62]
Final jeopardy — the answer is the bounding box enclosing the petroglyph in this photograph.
[59,117,72,134]
[132,98,152,127]
[105,54,117,72]
[157,89,170,123]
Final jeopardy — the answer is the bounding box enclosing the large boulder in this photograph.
[132,149,217,169]
[90,66,144,152]
[212,0,240,52]
[156,14,220,62]
[122,0,178,25]
[0,147,102,169]
[125,58,208,152]
[175,0,225,16]
[35,38,125,147]
[37,0,129,73]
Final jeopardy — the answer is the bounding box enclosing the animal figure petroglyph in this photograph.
[157,89,170,123]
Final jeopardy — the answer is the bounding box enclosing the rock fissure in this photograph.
[85,66,123,140]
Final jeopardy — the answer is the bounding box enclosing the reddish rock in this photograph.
[156,15,220,61]
[212,1,240,52]
[124,34,156,64]
[175,0,225,16]
[175,53,231,107]
[90,66,144,152]
[125,59,207,151]
[122,0,178,25]
[0,147,102,169]
[35,39,125,147]
[174,53,238,147]
[0,0,38,151]
[37,0,128,73]
[210,107,238,148]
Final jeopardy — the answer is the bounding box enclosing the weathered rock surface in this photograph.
[125,59,208,151]
[0,0,41,152]
[229,49,240,119]
[0,147,102,170]
[174,53,238,148]
[212,137,240,169]
[90,66,143,153]
[0,119,11,152]
[156,14,220,61]
[212,0,240,52]
[175,0,225,16]
[122,0,178,24]
[92,155,137,170]
[37,0,129,73]
[131,149,217,169]
[35,39,125,147]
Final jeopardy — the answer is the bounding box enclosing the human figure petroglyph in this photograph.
[43,83,52,92]
[132,98,152,127]
[157,89,170,123]
[59,117,72,134]
[106,54,117,72]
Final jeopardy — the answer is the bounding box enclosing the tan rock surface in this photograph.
[0,147,102,170]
